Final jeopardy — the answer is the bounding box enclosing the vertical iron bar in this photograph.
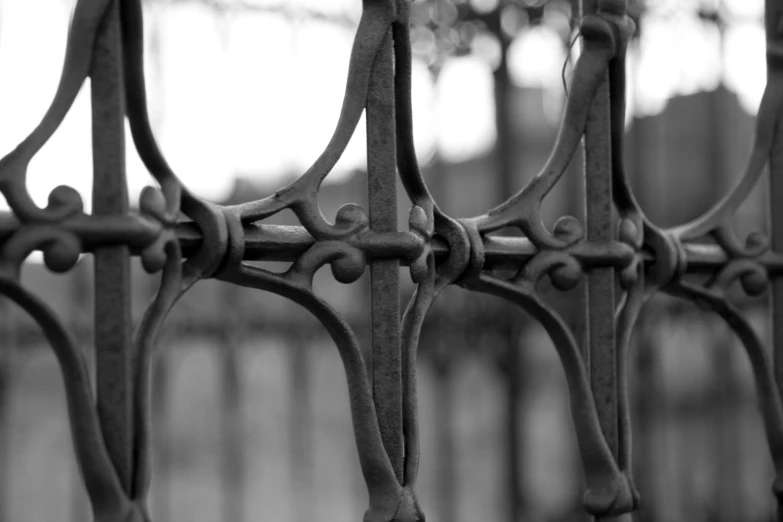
[366,29,403,481]
[583,19,616,452]
[581,1,626,519]
[90,0,134,493]
[767,1,783,519]
[768,0,783,407]
[0,7,7,516]
[583,76,625,522]
[572,54,592,522]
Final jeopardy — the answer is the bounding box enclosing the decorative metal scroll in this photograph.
[1,0,782,520]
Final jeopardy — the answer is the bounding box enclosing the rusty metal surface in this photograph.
[91,0,136,498]
[367,30,405,485]
[582,29,628,520]
[1,0,782,520]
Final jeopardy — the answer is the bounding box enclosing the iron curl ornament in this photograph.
[0,0,783,520]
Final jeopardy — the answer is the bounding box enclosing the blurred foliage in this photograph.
[407,0,651,73]
[409,0,575,72]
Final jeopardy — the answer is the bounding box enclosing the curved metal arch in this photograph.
[0,0,235,513]
[0,274,136,519]
[110,0,235,506]
[605,11,684,500]
[391,17,435,213]
[613,269,657,481]
[663,281,783,503]
[209,0,472,504]
[120,0,230,280]
[400,209,470,488]
[226,0,400,237]
[606,17,783,510]
[0,0,111,223]
[218,261,402,510]
[214,208,404,513]
[668,70,783,243]
[466,12,628,251]
[130,242,185,504]
[462,270,636,516]
[449,7,641,516]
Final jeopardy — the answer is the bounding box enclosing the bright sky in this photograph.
[0,0,767,210]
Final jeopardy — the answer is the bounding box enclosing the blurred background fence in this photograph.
[0,0,777,521]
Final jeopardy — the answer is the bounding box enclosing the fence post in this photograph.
[90,0,134,493]
[366,29,404,481]
[581,1,627,520]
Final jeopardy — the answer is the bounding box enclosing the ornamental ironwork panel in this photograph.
[1,0,782,521]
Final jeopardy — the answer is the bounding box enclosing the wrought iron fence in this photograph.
[1,0,783,521]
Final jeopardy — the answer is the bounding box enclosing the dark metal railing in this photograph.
[1,0,782,521]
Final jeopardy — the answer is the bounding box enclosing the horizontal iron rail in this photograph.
[0,210,777,275]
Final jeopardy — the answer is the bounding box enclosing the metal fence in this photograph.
[1,0,783,521]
